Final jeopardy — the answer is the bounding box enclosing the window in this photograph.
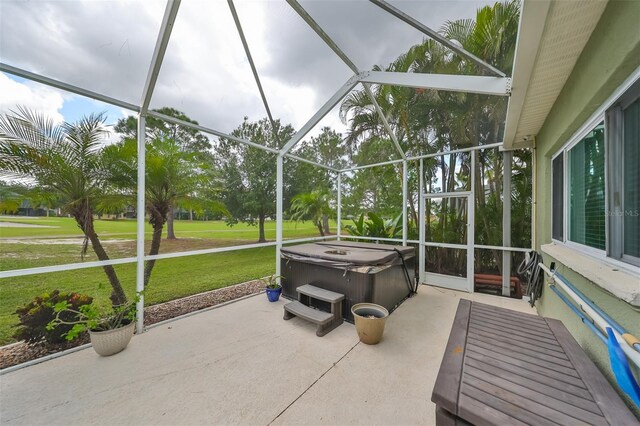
[552,77,640,268]
[568,122,605,250]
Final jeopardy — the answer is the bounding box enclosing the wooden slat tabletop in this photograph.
[432,299,638,426]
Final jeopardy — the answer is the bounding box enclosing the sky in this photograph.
[0,0,491,145]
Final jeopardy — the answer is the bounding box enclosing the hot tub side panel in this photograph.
[281,257,414,322]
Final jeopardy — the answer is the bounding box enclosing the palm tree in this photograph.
[103,136,228,286]
[340,0,522,275]
[290,191,331,236]
[113,108,214,240]
[0,108,127,306]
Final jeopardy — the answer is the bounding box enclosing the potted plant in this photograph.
[262,274,283,302]
[351,303,389,345]
[47,298,137,357]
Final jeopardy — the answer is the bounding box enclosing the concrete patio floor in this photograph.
[1,285,535,426]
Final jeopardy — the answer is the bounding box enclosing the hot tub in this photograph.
[280,241,416,322]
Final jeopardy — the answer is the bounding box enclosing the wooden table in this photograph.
[431,300,638,425]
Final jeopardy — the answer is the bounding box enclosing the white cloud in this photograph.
[0,73,66,123]
[1,0,492,136]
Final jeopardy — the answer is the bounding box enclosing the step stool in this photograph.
[283,284,344,337]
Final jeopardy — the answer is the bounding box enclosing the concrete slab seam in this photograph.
[267,338,361,425]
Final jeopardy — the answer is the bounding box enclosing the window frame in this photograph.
[550,68,640,274]
[618,85,640,266]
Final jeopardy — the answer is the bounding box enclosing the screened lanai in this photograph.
[0,0,529,334]
[3,0,640,423]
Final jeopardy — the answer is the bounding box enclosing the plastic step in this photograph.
[283,301,333,325]
[296,284,344,303]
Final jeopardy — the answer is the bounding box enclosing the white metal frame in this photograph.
[0,0,524,331]
[422,191,473,293]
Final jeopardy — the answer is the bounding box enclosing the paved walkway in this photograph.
[0,286,535,425]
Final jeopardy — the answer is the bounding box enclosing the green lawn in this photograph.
[0,216,335,346]
[0,216,325,239]
[0,247,277,345]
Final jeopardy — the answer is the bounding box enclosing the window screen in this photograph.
[552,153,564,240]
[623,98,640,258]
[569,121,606,250]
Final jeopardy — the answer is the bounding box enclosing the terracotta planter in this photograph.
[89,322,135,356]
[351,303,389,345]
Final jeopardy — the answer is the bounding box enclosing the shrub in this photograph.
[14,290,93,344]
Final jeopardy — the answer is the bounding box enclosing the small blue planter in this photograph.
[266,286,282,302]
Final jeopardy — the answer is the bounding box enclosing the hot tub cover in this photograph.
[280,241,414,266]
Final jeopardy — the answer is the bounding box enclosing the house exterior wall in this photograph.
[534,0,640,415]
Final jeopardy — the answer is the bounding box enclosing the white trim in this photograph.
[286,153,338,172]
[402,160,408,245]
[423,241,467,250]
[0,236,337,280]
[0,257,138,279]
[406,142,504,161]
[503,150,512,296]
[0,63,140,112]
[564,114,605,152]
[140,0,181,113]
[283,236,336,245]
[541,243,640,306]
[621,254,640,268]
[339,142,504,173]
[553,240,640,278]
[228,0,275,126]
[564,240,606,259]
[475,245,531,253]
[342,159,403,172]
[0,239,531,280]
[418,158,425,284]
[275,155,283,282]
[361,82,406,159]
[337,172,342,240]
[359,71,511,97]
[424,191,472,198]
[144,241,271,261]
[503,0,552,148]
[340,235,402,243]
[136,115,146,331]
[563,146,568,246]
[147,110,279,154]
[285,0,358,73]
[421,192,473,293]
[280,76,359,155]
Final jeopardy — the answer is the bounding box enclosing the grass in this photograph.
[0,216,334,346]
[0,248,277,345]
[0,216,325,239]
